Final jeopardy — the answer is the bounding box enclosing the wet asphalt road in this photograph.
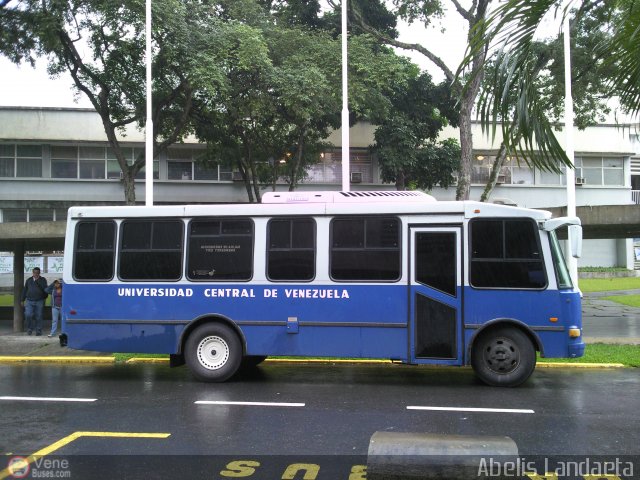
[0,362,639,478]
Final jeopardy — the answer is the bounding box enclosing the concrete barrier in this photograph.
[367,432,518,480]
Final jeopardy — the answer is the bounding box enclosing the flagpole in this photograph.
[341,0,350,192]
[145,0,154,206]
[563,12,578,285]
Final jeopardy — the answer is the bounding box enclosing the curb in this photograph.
[0,356,628,368]
[536,362,625,368]
[125,358,169,364]
[0,356,115,364]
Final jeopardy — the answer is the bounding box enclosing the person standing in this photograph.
[45,279,63,337]
[21,267,48,336]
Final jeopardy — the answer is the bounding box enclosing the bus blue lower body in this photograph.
[62,284,584,363]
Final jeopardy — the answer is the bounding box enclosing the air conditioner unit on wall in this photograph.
[232,171,244,182]
[496,175,506,184]
[350,172,362,183]
[575,177,586,186]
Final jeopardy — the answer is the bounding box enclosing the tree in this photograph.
[0,0,230,204]
[193,3,421,202]
[477,7,613,202]
[371,72,460,190]
[465,0,638,172]
[346,0,490,200]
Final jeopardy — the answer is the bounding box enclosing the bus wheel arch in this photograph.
[469,321,539,387]
[181,316,246,382]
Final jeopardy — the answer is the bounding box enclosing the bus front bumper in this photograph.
[568,341,585,358]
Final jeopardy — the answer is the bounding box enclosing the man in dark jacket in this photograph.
[21,267,48,336]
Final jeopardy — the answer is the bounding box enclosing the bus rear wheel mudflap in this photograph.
[471,326,536,387]
[240,355,268,370]
[185,323,242,382]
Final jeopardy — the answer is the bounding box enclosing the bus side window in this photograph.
[119,220,183,281]
[469,218,546,289]
[73,221,116,281]
[187,218,254,281]
[267,218,315,281]
[330,216,400,282]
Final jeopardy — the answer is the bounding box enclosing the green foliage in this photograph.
[0,0,233,203]
[372,71,459,190]
[466,1,637,173]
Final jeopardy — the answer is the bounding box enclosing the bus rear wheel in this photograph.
[185,323,242,382]
[471,327,536,387]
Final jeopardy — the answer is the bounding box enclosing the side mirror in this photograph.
[568,225,582,258]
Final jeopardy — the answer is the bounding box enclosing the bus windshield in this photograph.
[549,230,573,289]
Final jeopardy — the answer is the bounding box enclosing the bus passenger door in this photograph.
[409,226,463,365]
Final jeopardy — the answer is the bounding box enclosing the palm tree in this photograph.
[462,0,640,167]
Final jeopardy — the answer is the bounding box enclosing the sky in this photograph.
[0,4,469,109]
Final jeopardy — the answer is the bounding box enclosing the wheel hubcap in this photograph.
[196,335,229,370]
[483,337,520,374]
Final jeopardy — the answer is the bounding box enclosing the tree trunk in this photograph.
[122,168,137,205]
[289,135,305,192]
[456,108,473,200]
[395,170,406,191]
[455,0,489,201]
[480,143,508,202]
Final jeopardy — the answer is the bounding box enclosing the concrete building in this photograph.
[1,106,638,270]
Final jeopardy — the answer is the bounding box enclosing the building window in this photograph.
[330,216,400,281]
[306,149,373,184]
[469,218,546,289]
[0,144,43,178]
[106,147,157,180]
[575,156,624,186]
[187,219,254,281]
[167,148,231,181]
[267,218,315,281]
[51,145,158,180]
[2,209,28,223]
[1,208,58,223]
[28,209,54,222]
[472,154,535,185]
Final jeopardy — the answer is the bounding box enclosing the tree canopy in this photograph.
[464,0,637,171]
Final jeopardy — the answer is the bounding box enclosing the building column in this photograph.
[13,242,25,333]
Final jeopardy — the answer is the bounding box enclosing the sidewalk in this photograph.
[582,290,640,345]
[0,291,639,358]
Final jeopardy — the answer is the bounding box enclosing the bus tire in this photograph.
[471,327,536,387]
[185,323,242,382]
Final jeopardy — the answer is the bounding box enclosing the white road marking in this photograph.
[0,396,97,402]
[407,406,534,414]
[195,400,305,407]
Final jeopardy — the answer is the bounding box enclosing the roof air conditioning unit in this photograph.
[350,172,362,183]
[496,174,506,184]
[232,171,244,182]
[575,177,586,185]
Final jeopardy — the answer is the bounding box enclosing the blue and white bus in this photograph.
[61,191,584,387]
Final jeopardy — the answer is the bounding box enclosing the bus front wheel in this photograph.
[471,327,536,387]
[185,323,242,382]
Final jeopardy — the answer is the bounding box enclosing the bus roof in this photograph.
[67,192,551,221]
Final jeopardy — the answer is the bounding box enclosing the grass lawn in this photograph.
[579,276,640,293]
[538,343,640,367]
[602,295,640,308]
[0,294,14,306]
